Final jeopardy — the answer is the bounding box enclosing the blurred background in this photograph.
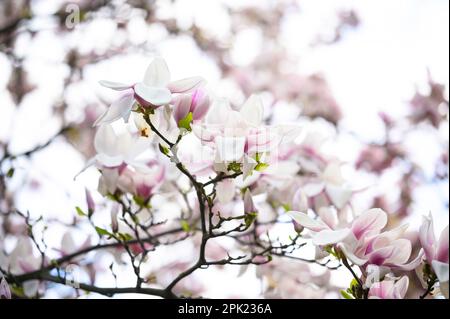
[0,0,448,298]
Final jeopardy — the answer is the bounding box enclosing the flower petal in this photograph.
[239,94,264,127]
[313,228,352,246]
[216,179,235,204]
[351,208,387,240]
[143,57,170,87]
[437,226,449,263]
[215,135,246,163]
[286,211,329,232]
[99,80,131,90]
[173,94,193,124]
[168,76,205,93]
[134,83,172,106]
[93,93,135,126]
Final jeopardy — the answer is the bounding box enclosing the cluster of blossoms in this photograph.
[0,56,447,300]
[85,57,448,299]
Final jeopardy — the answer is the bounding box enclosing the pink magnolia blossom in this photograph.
[288,208,423,271]
[0,276,11,299]
[95,57,204,126]
[368,276,409,299]
[173,89,211,125]
[419,214,449,298]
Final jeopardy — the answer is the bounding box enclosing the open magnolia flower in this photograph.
[193,95,300,179]
[95,57,205,126]
[288,208,423,271]
[368,276,409,299]
[419,214,449,298]
[93,123,151,168]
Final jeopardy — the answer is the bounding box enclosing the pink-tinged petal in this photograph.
[216,179,235,204]
[134,83,171,106]
[286,211,329,232]
[419,214,436,262]
[143,57,170,87]
[0,278,11,299]
[394,249,424,271]
[339,243,368,266]
[318,206,339,230]
[351,208,387,240]
[93,93,135,126]
[85,188,95,215]
[303,182,326,197]
[292,189,308,213]
[239,94,264,127]
[369,280,394,299]
[206,98,232,125]
[393,276,409,299]
[368,246,395,265]
[95,153,124,167]
[173,94,192,124]
[325,184,352,209]
[437,226,449,263]
[99,80,131,90]
[313,228,352,246]
[191,89,210,121]
[215,136,246,162]
[244,189,256,214]
[168,76,205,93]
[386,239,412,265]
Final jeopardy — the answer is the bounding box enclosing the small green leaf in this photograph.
[6,168,14,178]
[282,203,291,212]
[227,162,242,173]
[95,226,113,237]
[178,112,193,131]
[75,206,87,217]
[180,220,191,232]
[244,212,258,227]
[158,143,170,156]
[255,152,262,163]
[340,290,354,299]
[255,163,269,172]
[117,232,133,242]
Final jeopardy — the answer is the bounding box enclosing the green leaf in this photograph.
[180,220,191,232]
[6,168,14,178]
[227,162,242,173]
[133,195,150,208]
[75,206,87,217]
[158,143,170,156]
[244,212,258,227]
[95,226,113,237]
[340,290,354,299]
[282,203,291,212]
[255,152,262,163]
[178,112,193,131]
[117,232,133,242]
[255,162,269,172]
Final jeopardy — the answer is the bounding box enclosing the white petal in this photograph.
[215,135,246,162]
[94,124,117,156]
[351,208,387,240]
[143,57,170,87]
[134,83,172,106]
[93,93,135,126]
[206,98,232,125]
[23,280,39,297]
[99,80,131,90]
[242,155,257,180]
[386,239,412,265]
[239,94,264,127]
[313,228,352,246]
[168,76,205,93]
[432,260,449,283]
[216,179,235,204]
[286,211,328,232]
[325,184,352,209]
[393,276,409,299]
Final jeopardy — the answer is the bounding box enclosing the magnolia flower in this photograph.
[368,276,409,299]
[302,161,353,209]
[193,95,299,180]
[94,123,151,168]
[288,208,423,271]
[419,214,449,298]
[98,161,165,201]
[95,57,205,126]
[244,189,257,214]
[173,89,210,125]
